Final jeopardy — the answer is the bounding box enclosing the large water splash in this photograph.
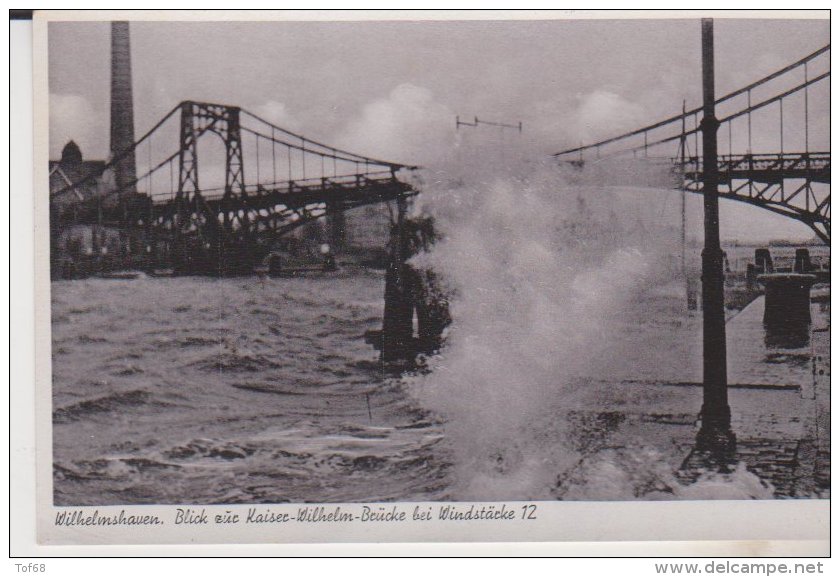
[405,144,770,500]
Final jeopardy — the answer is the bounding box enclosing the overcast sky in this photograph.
[48,15,829,241]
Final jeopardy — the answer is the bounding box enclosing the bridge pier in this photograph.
[381,200,450,362]
[326,200,347,252]
[382,198,413,361]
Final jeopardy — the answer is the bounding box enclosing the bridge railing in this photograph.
[183,169,412,204]
[675,152,830,174]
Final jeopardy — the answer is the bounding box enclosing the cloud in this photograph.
[334,83,455,166]
[524,90,651,154]
[573,90,647,142]
[49,93,106,160]
[251,100,298,132]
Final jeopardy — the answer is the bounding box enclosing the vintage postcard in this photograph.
[31,10,830,548]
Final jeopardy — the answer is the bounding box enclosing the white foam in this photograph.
[406,144,700,500]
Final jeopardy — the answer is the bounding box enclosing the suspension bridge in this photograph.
[50,101,418,275]
[50,41,830,277]
[554,44,830,244]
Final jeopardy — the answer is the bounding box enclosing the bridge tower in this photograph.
[110,21,137,200]
[171,101,251,275]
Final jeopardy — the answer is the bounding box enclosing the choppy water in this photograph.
[52,268,824,505]
[52,271,451,505]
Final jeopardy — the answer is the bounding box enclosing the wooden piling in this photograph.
[755,248,774,274]
[794,248,812,274]
[380,200,450,362]
[382,198,414,362]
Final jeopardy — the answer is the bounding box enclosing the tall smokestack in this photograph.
[110,21,137,197]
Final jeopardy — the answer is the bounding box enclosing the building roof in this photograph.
[49,141,107,205]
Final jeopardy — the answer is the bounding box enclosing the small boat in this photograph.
[149,268,175,277]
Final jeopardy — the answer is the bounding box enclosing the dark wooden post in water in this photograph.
[326,200,346,252]
[697,19,735,453]
[794,248,812,274]
[382,197,415,361]
[380,198,451,363]
[755,248,774,273]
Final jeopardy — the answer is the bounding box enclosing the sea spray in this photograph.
[557,448,775,501]
[406,147,690,500]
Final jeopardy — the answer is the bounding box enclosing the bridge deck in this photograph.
[55,173,416,229]
[681,153,830,185]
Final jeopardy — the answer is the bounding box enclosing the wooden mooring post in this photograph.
[382,198,415,361]
[380,199,450,363]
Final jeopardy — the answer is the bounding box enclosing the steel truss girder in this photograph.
[677,151,830,244]
[140,175,415,259]
[681,180,830,244]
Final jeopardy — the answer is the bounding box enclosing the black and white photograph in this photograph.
[33,10,829,546]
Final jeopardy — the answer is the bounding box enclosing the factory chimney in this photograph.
[110,21,137,198]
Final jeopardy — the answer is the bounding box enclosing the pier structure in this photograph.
[380,202,450,362]
[748,246,830,289]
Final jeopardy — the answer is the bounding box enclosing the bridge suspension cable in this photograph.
[553,44,829,160]
[561,68,829,163]
[240,108,414,170]
[553,43,830,244]
[50,102,182,199]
